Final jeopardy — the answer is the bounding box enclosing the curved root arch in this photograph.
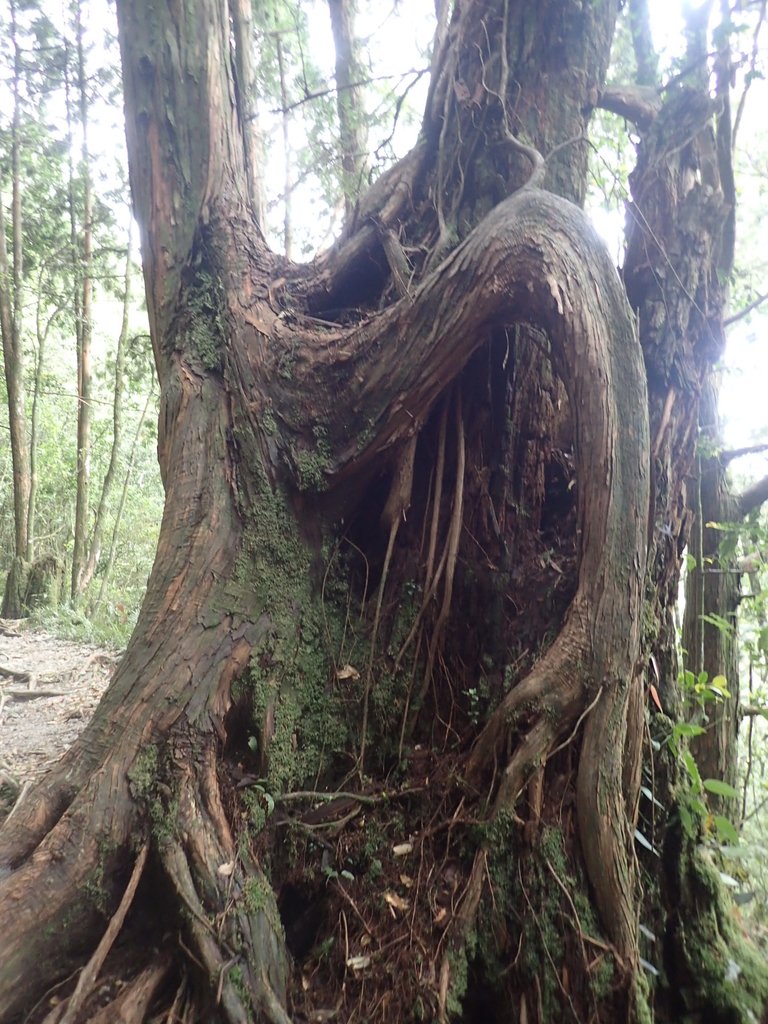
[0,189,649,1022]
[275,187,650,958]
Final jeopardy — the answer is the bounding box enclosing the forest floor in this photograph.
[0,618,118,816]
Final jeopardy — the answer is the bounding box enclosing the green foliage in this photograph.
[0,0,162,629]
[184,263,228,370]
[654,664,745,854]
[293,425,333,491]
[252,0,430,256]
[26,600,132,647]
[244,872,284,940]
[242,782,276,835]
[704,779,741,800]
[669,733,741,846]
[127,744,159,800]
[680,667,732,709]
[122,740,173,843]
[244,874,273,914]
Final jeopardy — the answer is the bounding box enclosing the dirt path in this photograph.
[0,620,118,806]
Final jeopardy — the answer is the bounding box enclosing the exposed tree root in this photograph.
[158,738,289,1024]
[393,400,449,676]
[40,957,171,1024]
[360,434,418,769]
[466,612,588,781]
[0,723,291,1023]
[577,679,640,968]
[416,394,465,715]
[83,958,171,1024]
[53,842,149,1024]
[0,764,139,1020]
[423,400,449,593]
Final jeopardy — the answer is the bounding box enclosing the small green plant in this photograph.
[243,781,276,834]
[680,668,731,710]
[464,686,481,725]
[666,729,740,846]
[661,670,740,847]
[322,864,355,883]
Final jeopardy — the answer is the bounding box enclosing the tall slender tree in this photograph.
[328,0,368,218]
[78,222,134,597]
[68,0,94,601]
[0,0,32,573]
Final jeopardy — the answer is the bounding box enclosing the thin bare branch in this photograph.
[724,290,768,327]
[740,704,768,718]
[732,0,768,149]
[272,68,428,116]
[598,85,661,130]
[720,443,768,465]
[738,472,768,517]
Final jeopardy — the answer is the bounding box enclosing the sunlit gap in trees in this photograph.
[258,0,434,258]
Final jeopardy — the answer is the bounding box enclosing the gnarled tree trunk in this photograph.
[0,2,766,1023]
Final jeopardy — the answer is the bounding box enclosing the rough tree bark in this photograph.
[328,0,368,219]
[0,0,32,617]
[0,2,766,1023]
[70,0,95,602]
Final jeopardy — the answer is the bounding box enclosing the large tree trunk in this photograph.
[0,2,766,1023]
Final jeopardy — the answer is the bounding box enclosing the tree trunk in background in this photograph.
[618,6,765,1015]
[683,379,741,812]
[229,0,267,229]
[328,0,368,219]
[0,0,32,617]
[0,2,765,1023]
[26,265,59,561]
[79,225,133,597]
[70,0,94,601]
[628,0,658,87]
[683,374,768,822]
[0,0,31,561]
[275,31,293,258]
[91,384,154,617]
[676,1,746,823]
